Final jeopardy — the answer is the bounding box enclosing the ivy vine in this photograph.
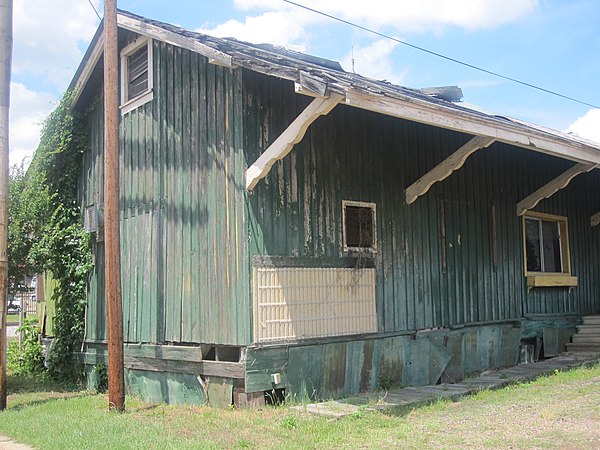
[10,91,93,382]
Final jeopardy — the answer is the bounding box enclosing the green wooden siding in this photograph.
[243,71,600,334]
[81,39,600,351]
[81,41,250,346]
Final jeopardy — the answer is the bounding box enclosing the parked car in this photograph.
[7,294,21,312]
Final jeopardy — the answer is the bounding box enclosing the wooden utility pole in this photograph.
[0,0,13,412]
[103,0,125,411]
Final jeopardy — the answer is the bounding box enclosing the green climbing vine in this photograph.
[10,91,93,382]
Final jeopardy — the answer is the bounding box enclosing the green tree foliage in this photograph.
[10,91,93,382]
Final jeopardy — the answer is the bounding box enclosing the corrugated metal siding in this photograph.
[81,40,251,346]
[253,267,377,342]
[243,71,600,333]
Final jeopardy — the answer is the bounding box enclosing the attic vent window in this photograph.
[342,200,376,252]
[120,37,153,114]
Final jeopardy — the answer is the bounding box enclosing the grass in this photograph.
[0,364,598,449]
[6,313,19,323]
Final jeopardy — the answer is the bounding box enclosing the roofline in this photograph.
[68,10,600,167]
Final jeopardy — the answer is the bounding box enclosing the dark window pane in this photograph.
[541,220,562,272]
[127,45,148,101]
[525,218,541,272]
[345,206,374,249]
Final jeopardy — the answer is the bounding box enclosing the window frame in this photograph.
[522,211,577,287]
[342,200,377,253]
[120,37,154,115]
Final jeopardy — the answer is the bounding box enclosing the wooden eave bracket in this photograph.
[117,14,236,68]
[343,89,600,166]
[405,135,495,204]
[516,163,598,216]
[246,93,344,190]
[591,211,600,227]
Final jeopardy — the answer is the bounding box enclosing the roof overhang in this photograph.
[69,10,600,213]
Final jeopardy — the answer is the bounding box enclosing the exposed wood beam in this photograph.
[71,33,104,109]
[344,90,600,166]
[406,135,495,204]
[516,163,597,216]
[117,13,235,68]
[246,93,343,190]
[591,211,600,227]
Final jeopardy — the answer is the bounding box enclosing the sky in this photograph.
[8,0,600,165]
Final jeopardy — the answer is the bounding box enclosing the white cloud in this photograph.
[9,83,56,166]
[566,109,600,144]
[340,39,407,85]
[13,0,100,90]
[198,11,309,49]
[233,0,539,32]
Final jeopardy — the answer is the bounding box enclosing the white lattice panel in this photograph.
[252,267,377,343]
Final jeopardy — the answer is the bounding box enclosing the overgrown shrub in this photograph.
[10,91,92,383]
[7,319,45,375]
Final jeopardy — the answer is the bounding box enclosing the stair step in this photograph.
[572,335,600,344]
[582,315,600,325]
[576,325,600,334]
[566,342,600,353]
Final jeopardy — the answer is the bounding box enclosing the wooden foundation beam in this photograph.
[516,163,597,216]
[591,211,600,227]
[246,93,343,190]
[405,135,495,204]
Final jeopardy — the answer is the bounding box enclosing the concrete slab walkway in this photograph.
[293,351,600,418]
[0,435,33,450]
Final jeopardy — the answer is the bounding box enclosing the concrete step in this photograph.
[576,325,600,334]
[566,342,600,353]
[572,334,600,344]
[582,315,600,326]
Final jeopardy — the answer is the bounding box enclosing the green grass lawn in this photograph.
[6,313,19,323]
[0,364,598,449]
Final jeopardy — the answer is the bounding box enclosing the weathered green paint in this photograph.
[244,323,525,398]
[243,71,600,334]
[81,40,250,346]
[77,35,600,403]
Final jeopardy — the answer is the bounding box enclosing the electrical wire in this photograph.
[282,0,600,109]
[87,0,102,21]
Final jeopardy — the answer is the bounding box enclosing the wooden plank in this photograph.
[207,378,234,407]
[246,93,343,190]
[82,353,244,378]
[406,135,495,204]
[516,163,597,215]
[526,275,578,287]
[116,13,234,68]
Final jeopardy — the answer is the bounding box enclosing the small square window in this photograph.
[120,37,153,114]
[523,212,570,275]
[342,200,376,252]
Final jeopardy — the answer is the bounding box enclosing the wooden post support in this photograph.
[0,0,13,411]
[104,0,125,412]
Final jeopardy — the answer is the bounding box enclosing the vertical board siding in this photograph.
[82,41,251,346]
[243,72,600,334]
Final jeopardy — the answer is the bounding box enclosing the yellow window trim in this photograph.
[522,211,576,287]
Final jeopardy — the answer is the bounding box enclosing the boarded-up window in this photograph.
[524,213,569,274]
[126,45,149,101]
[343,200,376,251]
[120,38,153,114]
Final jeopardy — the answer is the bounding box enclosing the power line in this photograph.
[282,0,600,110]
[87,0,102,21]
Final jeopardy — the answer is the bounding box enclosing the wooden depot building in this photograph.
[69,10,600,406]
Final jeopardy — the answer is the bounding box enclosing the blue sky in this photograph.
[8,0,600,164]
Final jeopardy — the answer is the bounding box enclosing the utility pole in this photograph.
[103,0,125,411]
[0,0,13,412]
